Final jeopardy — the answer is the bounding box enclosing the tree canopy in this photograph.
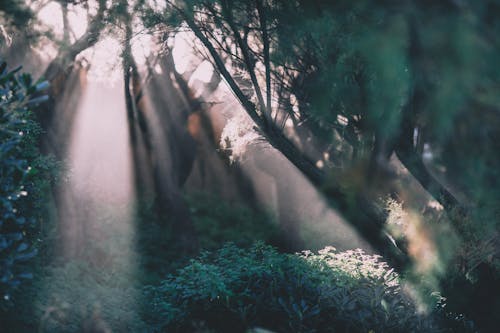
[138,0,500,271]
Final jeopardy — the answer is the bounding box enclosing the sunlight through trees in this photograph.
[1,1,499,332]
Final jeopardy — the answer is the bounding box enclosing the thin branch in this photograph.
[220,0,269,124]
[200,25,244,63]
[256,0,272,116]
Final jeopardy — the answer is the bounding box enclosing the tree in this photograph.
[142,1,500,327]
[2,0,499,328]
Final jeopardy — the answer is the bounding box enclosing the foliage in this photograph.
[2,198,149,332]
[142,2,500,328]
[146,243,470,333]
[0,1,498,331]
[132,192,280,286]
[0,0,45,47]
[0,0,33,31]
[186,192,280,250]
[148,0,500,246]
[0,60,53,305]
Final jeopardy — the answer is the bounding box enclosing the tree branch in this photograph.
[43,0,107,81]
[256,0,272,116]
[179,8,263,127]
[220,0,269,124]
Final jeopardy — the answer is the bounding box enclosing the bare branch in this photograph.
[174,4,263,127]
[220,0,269,123]
[256,0,272,116]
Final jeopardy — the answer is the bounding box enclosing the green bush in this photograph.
[146,243,469,332]
[0,60,53,305]
[132,193,280,285]
[186,192,281,251]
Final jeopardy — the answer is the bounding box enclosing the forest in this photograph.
[0,0,499,332]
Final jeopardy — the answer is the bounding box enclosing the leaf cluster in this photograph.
[0,60,54,306]
[146,243,470,332]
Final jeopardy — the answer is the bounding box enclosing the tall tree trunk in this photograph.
[121,2,199,254]
[39,0,107,155]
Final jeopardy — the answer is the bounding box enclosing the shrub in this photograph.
[146,243,467,333]
[185,192,281,251]
[0,60,53,306]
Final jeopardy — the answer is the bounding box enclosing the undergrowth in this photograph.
[145,243,474,333]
